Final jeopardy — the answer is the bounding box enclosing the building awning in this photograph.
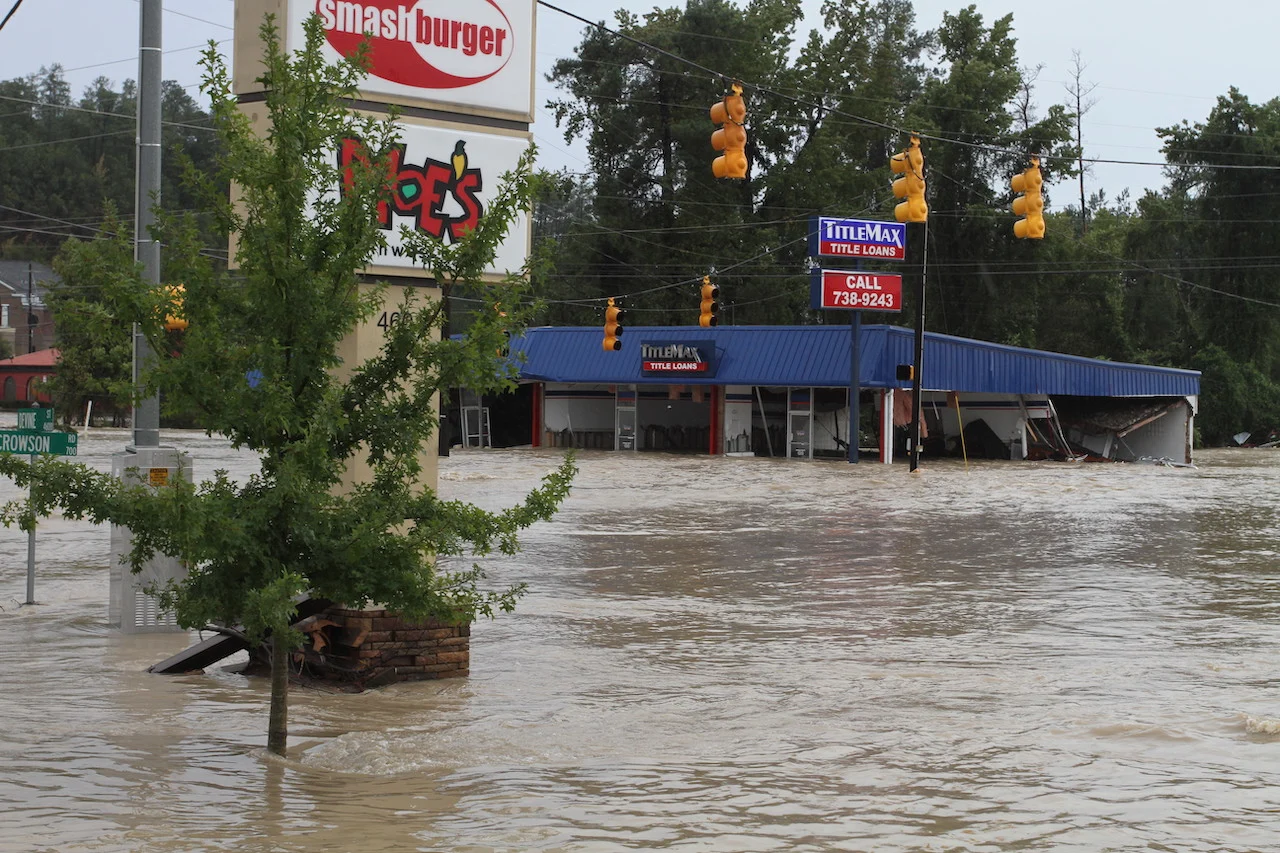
[509,325,1199,398]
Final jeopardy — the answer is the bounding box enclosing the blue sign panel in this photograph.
[808,216,907,261]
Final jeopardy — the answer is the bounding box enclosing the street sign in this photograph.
[0,429,78,456]
[809,216,906,261]
[16,408,54,432]
[810,268,903,312]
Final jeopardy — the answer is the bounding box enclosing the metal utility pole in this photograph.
[26,262,33,354]
[109,0,192,634]
[907,221,928,473]
[132,0,162,449]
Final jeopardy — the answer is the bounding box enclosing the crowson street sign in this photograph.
[0,429,78,456]
[2,410,76,456]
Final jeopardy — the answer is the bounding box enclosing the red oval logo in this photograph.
[316,0,514,90]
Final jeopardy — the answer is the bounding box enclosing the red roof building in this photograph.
[0,348,57,404]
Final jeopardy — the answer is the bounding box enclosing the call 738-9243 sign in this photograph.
[810,269,903,312]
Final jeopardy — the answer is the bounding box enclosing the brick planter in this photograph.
[286,606,470,690]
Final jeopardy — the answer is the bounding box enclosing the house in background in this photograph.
[0,348,56,404]
[0,260,56,356]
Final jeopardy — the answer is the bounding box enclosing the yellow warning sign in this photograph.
[148,468,170,487]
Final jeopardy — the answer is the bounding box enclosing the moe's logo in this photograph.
[339,137,483,246]
[317,0,514,90]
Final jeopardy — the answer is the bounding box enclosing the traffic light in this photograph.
[602,297,624,351]
[710,83,747,179]
[1011,156,1045,239]
[699,276,719,328]
[889,134,928,223]
[163,284,188,332]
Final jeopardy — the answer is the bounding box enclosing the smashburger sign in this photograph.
[290,0,534,118]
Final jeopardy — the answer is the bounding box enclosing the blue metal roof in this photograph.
[509,325,1200,398]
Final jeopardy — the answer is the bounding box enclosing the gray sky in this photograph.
[1,0,1276,208]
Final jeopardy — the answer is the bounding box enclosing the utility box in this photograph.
[108,446,194,633]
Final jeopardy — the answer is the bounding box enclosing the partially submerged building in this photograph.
[460,325,1199,465]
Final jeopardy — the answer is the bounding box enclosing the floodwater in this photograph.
[2,426,1280,852]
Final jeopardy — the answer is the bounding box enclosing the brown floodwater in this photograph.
[2,425,1279,852]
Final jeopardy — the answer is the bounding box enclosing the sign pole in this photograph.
[908,220,928,473]
[24,454,35,605]
[132,0,162,450]
[848,310,861,463]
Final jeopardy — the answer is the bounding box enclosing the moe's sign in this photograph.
[641,341,718,377]
[290,0,535,119]
[333,120,530,276]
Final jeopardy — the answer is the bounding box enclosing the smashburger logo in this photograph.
[317,0,514,90]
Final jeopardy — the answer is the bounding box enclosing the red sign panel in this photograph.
[642,360,709,373]
[817,240,905,260]
[817,270,903,312]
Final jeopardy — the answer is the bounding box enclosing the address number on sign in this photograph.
[377,311,401,331]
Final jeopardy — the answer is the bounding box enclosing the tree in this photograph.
[45,208,135,426]
[0,67,222,261]
[1153,89,1280,376]
[901,5,1076,347]
[0,16,575,758]
[545,0,813,325]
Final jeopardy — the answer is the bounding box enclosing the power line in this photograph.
[128,0,232,30]
[0,0,24,33]
[0,93,215,132]
[0,129,134,152]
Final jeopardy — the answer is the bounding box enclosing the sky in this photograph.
[1,0,1277,209]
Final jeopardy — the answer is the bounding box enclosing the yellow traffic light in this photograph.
[889,134,928,223]
[1011,156,1045,239]
[495,301,509,357]
[699,276,719,328]
[603,297,624,351]
[710,83,747,180]
[163,284,188,332]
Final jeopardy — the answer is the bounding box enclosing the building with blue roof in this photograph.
[461,324,1199,465]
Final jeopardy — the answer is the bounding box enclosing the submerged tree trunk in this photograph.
[267,633,289,756]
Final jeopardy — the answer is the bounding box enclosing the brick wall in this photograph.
[293,606,470,690]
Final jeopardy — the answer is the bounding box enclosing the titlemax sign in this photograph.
[642,344,703,361]
[810,216,907,261]
[640,342,715,375]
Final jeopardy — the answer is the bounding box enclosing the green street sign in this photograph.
[16,408,53,431]
[0,429,77,456]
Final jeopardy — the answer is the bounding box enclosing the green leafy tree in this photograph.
[0,67,222,261]
[0,17,575,757]
[45,208,135,426]
[1154,89,1280,376]
[546,0,812,325]
[902,5,1076,346]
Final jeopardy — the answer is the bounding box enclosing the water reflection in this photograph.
[2,433,1280,850]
